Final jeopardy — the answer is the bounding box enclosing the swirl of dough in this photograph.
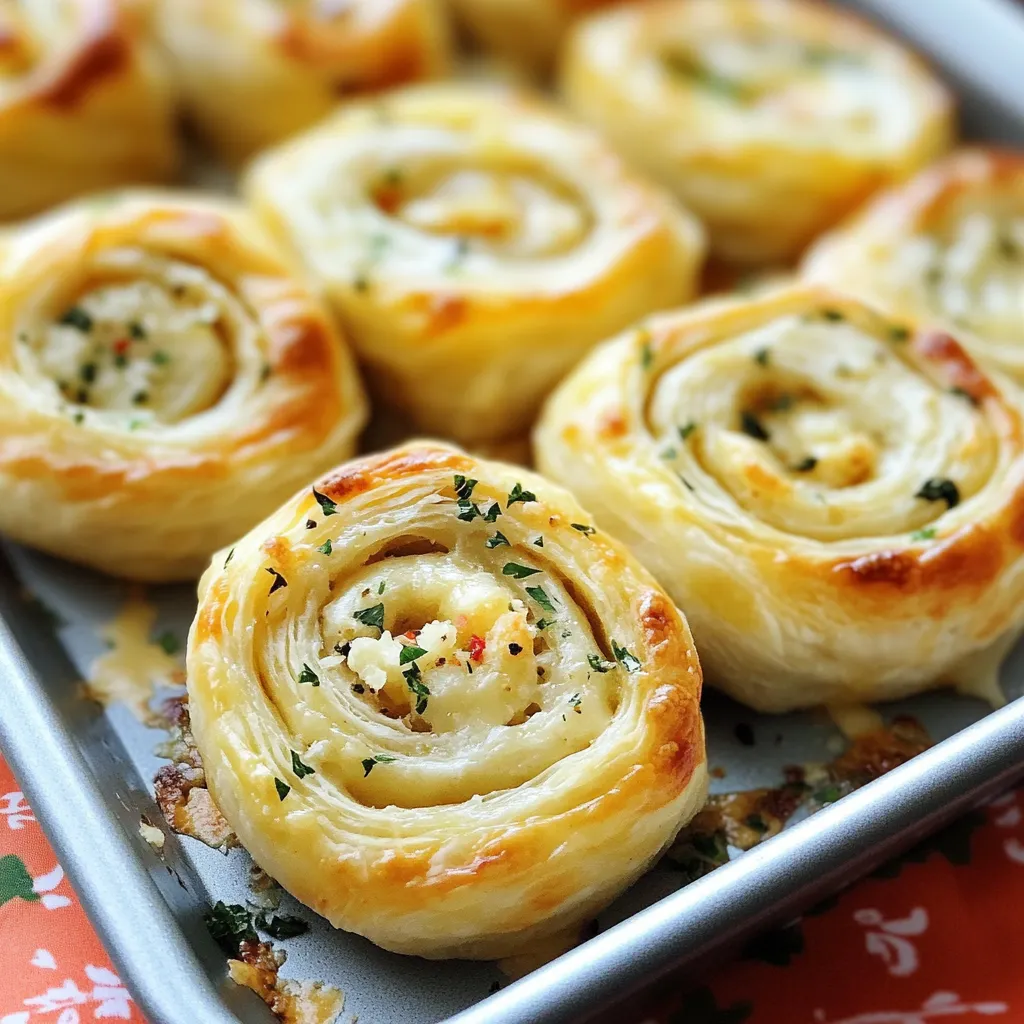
[155,0,452,162]
[186,443,707,958]
[804,149,1024,386]
[244,83,705,447]
[535,283,1024,712]
[0,190,367,582]
[560,0,954,265]
[0,0,177,219]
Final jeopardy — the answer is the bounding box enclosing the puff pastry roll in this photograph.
[560,0,954,265]
[804,149,1024,386]
[535,283,1024,712]
[155,0,452,163]
[245,83,705,447]
[187,443,707,958]
[0,191,367,582]
[0,0,177,220]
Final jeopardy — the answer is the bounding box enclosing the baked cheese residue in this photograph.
[229,941,344,1024]
[86,590,184,723]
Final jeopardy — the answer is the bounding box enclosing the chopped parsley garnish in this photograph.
[503,562,540,579]
[999,235,1019,259]
[129,321,146,340]
[508,643,523,656]
[354,603,385,632]
[312,487,338,516]
[317,539,332,555]
[254,913,309,940]
[482,502,501,522]
[80,362,97,383]
[814,785,842,806]
[404,663,430,715]
[266,568,288,594]
[290,750,315,779]
[911,527,937,541]
[400,644,427,665]
[274,778,291,801]
[155,631,179,656]
[486,531,510,549]
[204,902,257,954]
[507,482,536,506]
[361,754,397,777]
[612,640,641,672]
[915,478,960,509]
[889,325,910,343]
[949,386,979,406]
[535,618,552,631]
[454,475,477,501]
[678,421,697,440]
[571,523,596,536]
[821,309,845,322]
[305,519,316,529]
[335,642,351,657]
[297,663,320,686]
[457,500,482,521]
[526,585,556,614]
[588,654,615,673]
[740,411,770,441]
[569,693,583,714]
[640,340,654,370]
[534,536,544,547]
[662,52,747,100]
[794,456,818,473]
[132,391,149,405]
[224,547,235,568]
[754,347,770,367]
[59,307,93,332]
[152,351,171,366]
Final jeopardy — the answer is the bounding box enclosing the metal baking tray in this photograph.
[4,2,1024,1022]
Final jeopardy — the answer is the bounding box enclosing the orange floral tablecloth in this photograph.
[3,751,1023,1024]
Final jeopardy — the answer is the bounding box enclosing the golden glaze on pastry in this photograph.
[535,283,1024,712]
[155,0,451,162]
[0,190,367,581]
[449,0,629,72]
[0,0,177,220]
[560,0,954,265]
[187,443,707,958]
[245,83,705,447]
[804,149,1024,386]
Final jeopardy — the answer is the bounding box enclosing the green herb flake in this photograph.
[361,754,397,777]
[571,523,596,536]
[354,603,385,632]
[482,502,502,523]
[612,640,641,672]
[821,308,845,323]
[80,362,97,383]
[486,531,510,549]
[915,478,960,509]
[400,644,427,665]
[290,750,315,779]
[889,325,910,343]
[641,340,654,370]
[678,421,697,440]
[794,456,818,473]
[312,487,338,517]
[588,654,616,673]
[740,411,770,441]
[453,475,477,501]
[224,547,235,568]
[151,351,171,367]
[254,912,309,940]
[404,663,430,715]
[58,307,93,332]
[525,585,556,614]
[274,777,291,801]
[503,562,541,579]
[154,631,180,656]
[949,386,979,406]
[507,482,537,506]
[569,693,583,713]
[754,347,770,367]
[317,539,332,555]
[533,536,544,547]
[204,901,257,955]
[266,568,288,594]
[129,321,147,340]
[911,527,937,541]
[297,663,321,686]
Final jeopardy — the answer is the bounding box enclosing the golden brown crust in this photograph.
[187,442,707,958]
[0,190,367,581]
[536,282,1024,711]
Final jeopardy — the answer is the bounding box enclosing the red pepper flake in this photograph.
[468,634,486,663]
[404,630,418,640]
[112,338,131,356]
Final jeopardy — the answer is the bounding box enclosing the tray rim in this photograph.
[6,1,1024,1021]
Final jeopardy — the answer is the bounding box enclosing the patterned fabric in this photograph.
[2,752,1022,1024]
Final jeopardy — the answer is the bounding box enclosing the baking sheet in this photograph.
[3,1,1024,1022]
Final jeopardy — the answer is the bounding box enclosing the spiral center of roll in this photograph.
[26,263,235,426]
[376,167,589,258]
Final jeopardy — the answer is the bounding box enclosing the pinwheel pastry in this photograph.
[186,443,707,958]
[244,83,705,448]
[535,283,1024,712]
[449,0,628,72]
[0,0,178,220]
[0,191,367,582]
[804,149,1024,386]
[560,0,954,265]
[154,0,452,162]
